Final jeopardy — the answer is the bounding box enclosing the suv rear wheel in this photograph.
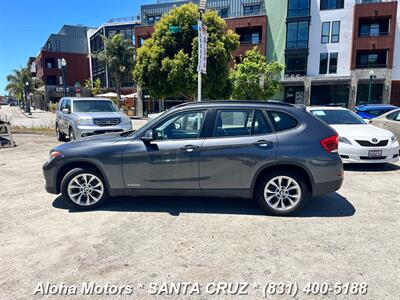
[255,170,309,216]
[61,168,109,210]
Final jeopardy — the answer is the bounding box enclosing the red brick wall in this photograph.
[351,1,397,69]
[35,50,90,86]
[391,81,400,106]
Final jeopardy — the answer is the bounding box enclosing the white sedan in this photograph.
[308,106,399,164]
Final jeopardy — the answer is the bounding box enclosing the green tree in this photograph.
[6,66,42,108]
[230,47,284,100]
[133,3,239,103]
[91,34,134,106]
[84,78,102,96]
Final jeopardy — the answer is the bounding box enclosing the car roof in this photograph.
[355,104,398,109]
[62,97,113,101]
[172,100,296,110]
[307,106,348,111]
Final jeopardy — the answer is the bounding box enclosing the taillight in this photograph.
[320,134,339,153]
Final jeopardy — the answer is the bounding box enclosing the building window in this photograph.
[286,21,309,49]
[217,7,229,18]
[320,0,344,10]
[321,22,330,44]
[46,76,57,85]
[356,50,388,68]
[45,58,55,69]
[329,52,338,74]
[288,0,310,17]
[46,42,52,51]
[285,53,308,75]
[243,4,261,16]
[319,53,329,74]
[331,21,340,43]
[147,15,161,24]
[356,83,384,105]
[237,27,262,45]
[59,76,63,85]
[359,18,389,37]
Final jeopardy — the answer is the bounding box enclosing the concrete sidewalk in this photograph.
[0,105,55,128]
[0,105,148,130]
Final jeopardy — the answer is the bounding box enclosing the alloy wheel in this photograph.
[263,176,301,211]
[67,173,104,206]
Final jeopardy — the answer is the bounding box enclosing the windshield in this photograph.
[310,109,366,125]
[73,100,117,113]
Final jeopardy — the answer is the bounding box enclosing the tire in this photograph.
[68,126,75,141]
[255,170,309,216]
[61,168,109,210]
[56,124,66,142]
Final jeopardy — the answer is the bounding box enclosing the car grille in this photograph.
[93,118,120,126]
[356,140,388,147]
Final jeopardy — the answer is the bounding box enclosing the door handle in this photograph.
[253,140,273,148]
[180,145,198,152]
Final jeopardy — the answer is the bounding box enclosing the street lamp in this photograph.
[61,58,67,97]
[25,81,31,115]
[368,70,376,104]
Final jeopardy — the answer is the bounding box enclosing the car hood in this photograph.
[74,112,124,119]
[331,124,393,138]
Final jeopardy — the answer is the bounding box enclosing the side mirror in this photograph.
[62,108,70,114]
[141,130,154,143]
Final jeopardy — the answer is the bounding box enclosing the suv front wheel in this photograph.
[61,168,109,209]
[255,170,309,216]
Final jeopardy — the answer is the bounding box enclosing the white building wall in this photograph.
[307,0,355,77]
[392,4,400,80]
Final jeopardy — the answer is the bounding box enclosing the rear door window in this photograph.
[387,110,400,121]
[266,111,299,132]
[214,110,253,137]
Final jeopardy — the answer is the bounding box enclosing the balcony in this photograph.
[355,50,388,69]
[355,0,396,4]
[358,17,390,37]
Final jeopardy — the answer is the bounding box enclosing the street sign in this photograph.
[197,21,207,74]
[168,26,182,33]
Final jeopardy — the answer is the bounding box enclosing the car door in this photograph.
[58,99,66,132]
[199,109,277,190]
[384,110,400,139]
[122,109,207,190]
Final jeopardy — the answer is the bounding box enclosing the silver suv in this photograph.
[55,97,133,141]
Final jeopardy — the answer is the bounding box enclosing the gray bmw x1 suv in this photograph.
[43,101,343,215]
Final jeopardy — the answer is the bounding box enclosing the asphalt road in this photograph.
[1,134,399,299]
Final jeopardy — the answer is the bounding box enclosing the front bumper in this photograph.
[43,159,59,194]
[339,142,399,164]
[75,122,133,138]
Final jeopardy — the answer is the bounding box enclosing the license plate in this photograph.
[369,150,382,158]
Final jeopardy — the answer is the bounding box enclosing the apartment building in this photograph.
[136,0,267,59]
[34,25,92,108]
[88,17,141,93]
[279,0,399,108]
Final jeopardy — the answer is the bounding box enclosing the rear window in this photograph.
[266,111,299,132]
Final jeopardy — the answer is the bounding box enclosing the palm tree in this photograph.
[5,66,43,112]
[91,34,134,107]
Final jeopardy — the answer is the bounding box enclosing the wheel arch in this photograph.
[251,162,314,197]
[56,160,110,194]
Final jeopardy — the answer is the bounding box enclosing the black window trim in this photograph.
[264,109,301,133]
[145,108,209,141]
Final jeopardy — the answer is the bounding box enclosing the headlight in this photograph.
[77,117,93,125]
[49,150,62,161]
[122,117,132,125]
[391,135,397,144]
[339,136,352,145]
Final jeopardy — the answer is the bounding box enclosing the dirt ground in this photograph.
[1,134,399,299]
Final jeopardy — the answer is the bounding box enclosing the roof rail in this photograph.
[174,100,295,108]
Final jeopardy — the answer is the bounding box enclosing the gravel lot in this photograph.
[1,134,399,299]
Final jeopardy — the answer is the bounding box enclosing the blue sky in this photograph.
[0,0,150,94]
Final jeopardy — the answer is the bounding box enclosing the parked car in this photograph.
[354,104,398,120]
[308,107,399,164]
[370,108,400,142]
[44,101,343,215]
[7,99,17,106]
[55,97,133,141]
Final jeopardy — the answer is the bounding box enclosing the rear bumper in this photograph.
[312,177,343,197]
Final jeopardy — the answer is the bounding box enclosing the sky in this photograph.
[0,0,150,95]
